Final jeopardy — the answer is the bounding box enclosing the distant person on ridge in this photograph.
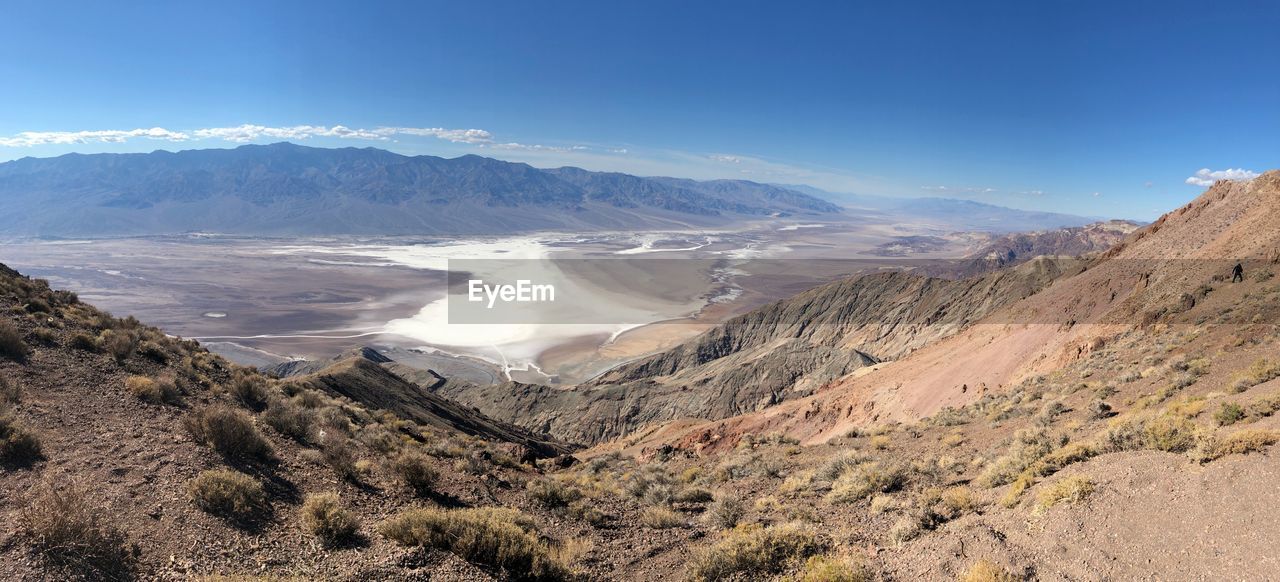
[1232,262,1244,283]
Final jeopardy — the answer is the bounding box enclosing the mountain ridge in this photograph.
[0,142,840,236]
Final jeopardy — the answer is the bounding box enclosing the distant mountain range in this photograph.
[0,143,840,236]
[777,183,1104,232]
[0,142,1102,236]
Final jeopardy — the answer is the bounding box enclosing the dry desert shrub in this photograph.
[185,405,274,462]
[68,332,99,352]
[1034,476,1095,512]
[189,469,267,522]
[99,329,138,364]
[393,450,439,496]
[687,522,824,581]
[0,408,43,465]
[126,374,181,405]
[527,475,585,509]
[263,397,317,443]
[0,372,20,403]
[1231,358,1280,392]
[673,487,714,503]
[827,462,906,503]
[1201,429,1280,461]
[1214,402,1246,426]
[976,429,1062,488]
[379,506,571,581]
[704,494,746,529]
[795,555,870,582]
[959,559,1019,582]
[230,372,271,410]
[19,480,134,579]
[0,318,29,362]
[301,493,359,545]
[639,506,686,529]
[321,438,360,481]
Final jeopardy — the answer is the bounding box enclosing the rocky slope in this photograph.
[435,256,1078,444]
[652,171,1280,447]
[929,219,1142,278]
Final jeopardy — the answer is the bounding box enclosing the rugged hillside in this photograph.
[931,219,1142,278]
[662,171,1280,446]
[435,257,1076,444]
[289,354,571,458]
[0,143,839,236]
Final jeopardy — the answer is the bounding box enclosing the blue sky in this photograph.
[1,0,1276,220]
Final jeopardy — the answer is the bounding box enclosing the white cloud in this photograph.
[485,142,590,153]
[379,127,493,144]
[922,185,996,194]
[0,127,190,147]
[1185,167,1259,187]
[190,124,389,142]
[709,154,742,163]
[0,123,624,158]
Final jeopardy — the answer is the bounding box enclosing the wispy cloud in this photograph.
[1185,167,1259,187]
[0,124,571,150]
[921,185,996,194]
[708,154,742,163]
[0,127,192,147]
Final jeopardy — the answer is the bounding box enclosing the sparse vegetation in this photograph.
[301,493,359,545]
[379,506,571,580]
[230,373,271,410]
[0,319,29,362]
[189,469,267,522]
[322,438,360,481]
[705,494,746,529]
[959,559,1019,582]
[100,329,137,364]
[1035,476,1095,512]
[1201,429,1280,462]
[977,429,1060,488]
[68,332,99,352]
[828,462,906,503]
[19,481,134,579]
[0,372,19,403]
[185,405,274,462]
[393,450,439,496]
[1231,358,1280,393]
[263,397,317,442]
[796,555,869,582]
[1215,402,1246,426]
[0,409,43,465]
[126,374,181,404]
[688,523,824,581]
[639,506,686,529]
